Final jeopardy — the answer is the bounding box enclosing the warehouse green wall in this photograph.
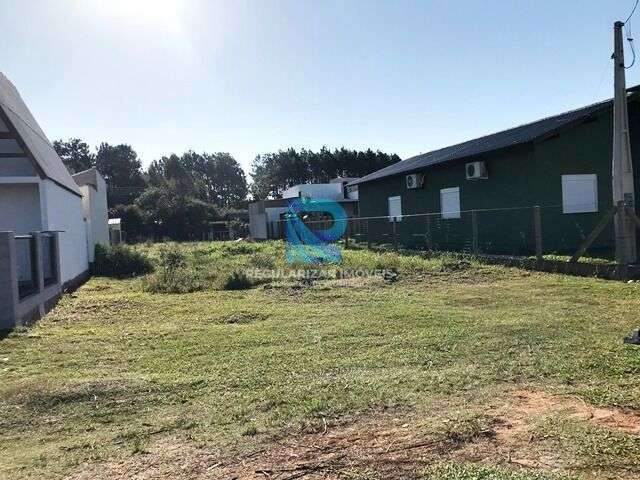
[358,101,640,256]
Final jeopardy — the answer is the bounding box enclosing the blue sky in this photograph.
[1,0,639,174]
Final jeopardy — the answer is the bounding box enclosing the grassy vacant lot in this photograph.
[1,241,640,480]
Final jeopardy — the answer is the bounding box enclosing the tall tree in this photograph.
[148,151,247,208]
[135,183,220,240]
[53,138,94,174]
[95,143,146,206]
[250,147,400,199]
[202,153,248,207]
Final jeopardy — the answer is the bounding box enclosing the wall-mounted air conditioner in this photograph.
[406,173,424,189]
[465,161,488,180]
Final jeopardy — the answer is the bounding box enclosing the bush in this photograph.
[249,252,276,269]
[141,244,203,294]
[141,268,203,294]
[220,242,260,256]
[374,252,401,271]
[220,270,254,290]
[157,243,187,271]
[92,244,153,278]
[440,258,472,272]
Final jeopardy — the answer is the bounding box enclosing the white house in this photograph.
[249,178,360,239]
[281,177,359,201]
[0,72,107,329]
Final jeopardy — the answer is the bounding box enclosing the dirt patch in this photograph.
[67,439,219,480]
[66,411,447,480]
[494,390,640,438]
[66,391,640,480]
[452,389,640,472]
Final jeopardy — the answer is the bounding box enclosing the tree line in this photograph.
[54,139,401,240]
[250,147,400,199]
[54,139,248,241]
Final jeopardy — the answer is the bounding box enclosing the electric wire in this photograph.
[624,22,637,69]
[625,0,640,25]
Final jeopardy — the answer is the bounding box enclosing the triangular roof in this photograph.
[0,72,81,196]
[349,87,640,186]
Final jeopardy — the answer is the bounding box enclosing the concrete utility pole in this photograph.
[612,21,637,265]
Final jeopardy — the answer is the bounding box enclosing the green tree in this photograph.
[200,153,248,207]
[53,138,94,174]
[95,143,146,206]
[148,151,247,208]
[109,204,149,242]
[250,147,400,199]
[135,183,220,240]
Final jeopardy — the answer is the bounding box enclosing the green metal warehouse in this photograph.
[348,88,640,257]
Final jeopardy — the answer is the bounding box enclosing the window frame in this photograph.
[561,174,598,214]
[388,195,402,222]
[440,187,461,219]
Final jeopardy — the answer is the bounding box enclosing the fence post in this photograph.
[471,210,479,254]
[0,232,19,330]
[425,215,433,250]
[30,232,45,318]
[366,219,371,249]
[344,218,349,248]
[392,217,398,251]
[533,206,542,261]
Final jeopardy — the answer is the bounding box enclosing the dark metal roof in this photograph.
[349,89,639,186]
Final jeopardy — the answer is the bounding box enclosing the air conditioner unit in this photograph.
[406,173,424,189]
[466,161,488,180]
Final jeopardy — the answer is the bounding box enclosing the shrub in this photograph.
[374,252,401,271]
[220,242,260,256]
[220,270,254,290]
[440,258,472,272]
[141,268,203,294]
[157,243,187,271]
[141,244,203,294]
[92,244,153,278]
[249,252,276,269]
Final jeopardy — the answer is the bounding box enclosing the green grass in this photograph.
[423,464,573,480]
[1,241,639,479]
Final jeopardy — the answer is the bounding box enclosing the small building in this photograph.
[108,218,123,244]
[0,73,106,329]
[249,179,359,240]
[350,88,640,256]
[73,167,109,261]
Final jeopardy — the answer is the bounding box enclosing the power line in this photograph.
[624,22,637,69]
[625,0,640,24]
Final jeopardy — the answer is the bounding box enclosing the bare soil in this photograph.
[66,390,640,480]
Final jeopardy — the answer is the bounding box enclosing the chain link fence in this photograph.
[266,203,619,260]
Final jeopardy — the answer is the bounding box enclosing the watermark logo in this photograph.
[284,198,347,264]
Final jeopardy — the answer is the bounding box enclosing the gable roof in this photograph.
[0,73,81,196]
[349,88,640,186]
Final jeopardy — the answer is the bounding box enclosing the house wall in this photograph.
[79,175,109,262]
[358,104,640,256]
[250,213,267,239]
[0,184,42,233]
[40,180,88,283]
[283,183,345,200]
